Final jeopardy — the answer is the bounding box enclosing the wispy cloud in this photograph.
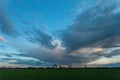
[0,52,50,67]
[0,7,19,37]
[0,35,7,42]
[24,28,55,49]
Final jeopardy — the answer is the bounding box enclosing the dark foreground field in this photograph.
[0,68,120,80]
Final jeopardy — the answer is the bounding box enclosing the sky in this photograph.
[0,0,120,67]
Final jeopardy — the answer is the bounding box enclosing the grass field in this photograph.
[0,68,119,80]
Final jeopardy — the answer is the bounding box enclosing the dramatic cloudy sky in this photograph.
[0,0,120,67]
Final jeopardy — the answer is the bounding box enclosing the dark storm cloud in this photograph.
[22,0,120,65]
[60,0,120,52]
[0,10,19,36]
[24,29,55,49]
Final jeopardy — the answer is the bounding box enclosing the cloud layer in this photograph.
[1,0,120,67]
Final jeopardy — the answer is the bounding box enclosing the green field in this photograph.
[0,69,119,80]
